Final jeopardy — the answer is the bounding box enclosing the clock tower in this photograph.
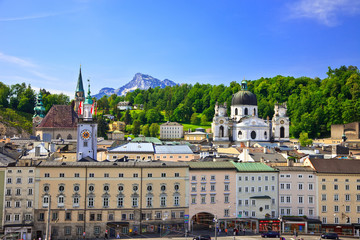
[272,103,290,141]
[77,80,97,161]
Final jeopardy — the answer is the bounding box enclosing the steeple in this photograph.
[84,79,93,105]
[76,65,84,95]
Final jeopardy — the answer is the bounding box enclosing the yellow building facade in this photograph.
[33,161,189,239]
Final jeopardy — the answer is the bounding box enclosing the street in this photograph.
[127,235,357,240]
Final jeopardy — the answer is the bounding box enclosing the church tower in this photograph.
[32,91,45,136]
[74,66,85,115]
[77,80,97,161]
[272,103,290,141]
[212,102,231,141]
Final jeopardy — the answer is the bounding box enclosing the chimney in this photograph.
[35,146,41,157]
[287,158,294,167]
[263,147,267,154]
[260,157,265,163]
[246,141,250,147]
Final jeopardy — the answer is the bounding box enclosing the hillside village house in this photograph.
[117,101,133,111]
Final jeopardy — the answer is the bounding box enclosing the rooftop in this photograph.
[37,105,78,128]
[37,161,188,168]
[109,142,154,153]
[188,161,236,170]
[232,162,278,172]
[309,158,360,174]
[155,145,193,154]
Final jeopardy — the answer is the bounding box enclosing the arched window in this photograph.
[235,108,238,115]
[67,134,72,140]
[244,108,248,115]
[264,131,267,139]
[253,108,256,116]
[56,134,62,139]
[280,127,285,138]
[238,131,242,139]
[251,131,256,140]
[219,126,224,138]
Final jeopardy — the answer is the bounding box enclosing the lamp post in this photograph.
[214,215,218,240]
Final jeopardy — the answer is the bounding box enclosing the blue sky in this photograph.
[0,0,359,98]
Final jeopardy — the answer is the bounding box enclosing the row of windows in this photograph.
[322,217,360,224]
[5,188,33,196]
[321,194,356,201]
[5,213,32,222]
[322,178,360,182]
[238,199,276,206]
[280,195,314,204]
[191,183,229,192]
[280,208,314,216]
[191,175,230,181]
[238,210,277,218]
[238,176,275,182]
[44,172,181,178]
[37,211,184,223]
[5,200,33,208]
[6,177,34,184]
[321,205,360,212]
[42,195,180,208]
[238,185,276,193]
[7,169,34,174]
[280,183,314,190]
[43,183,180,193]
[280,174,314,179]
[321,184,360,191]
[191,194,229,204]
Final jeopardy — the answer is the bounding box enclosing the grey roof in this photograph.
[0,153,16,166]
[160,122,182,126]
[37,161,188,168]
[108,142,154,153]
[155,145,193,154]
[256,142,293,151]
[250,152,287,163]
[97,140,115,145]
[275,166,315,172]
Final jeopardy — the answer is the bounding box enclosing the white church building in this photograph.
[212,80,289,142]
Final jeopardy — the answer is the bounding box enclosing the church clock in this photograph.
[81,129,92,140]
[280,120,284,124]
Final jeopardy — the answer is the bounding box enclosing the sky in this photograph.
[0,0,360,99]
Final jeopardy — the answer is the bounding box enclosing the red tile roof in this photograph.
[37,105,78,128]
[309,158,360,174]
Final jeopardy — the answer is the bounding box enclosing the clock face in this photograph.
[81,129,91,140]
[280,120,285,124]
[219,120,224,124]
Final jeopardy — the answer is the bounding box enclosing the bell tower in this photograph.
[272,103,290,141]
[75,66,85,115]
[77,79,97,161]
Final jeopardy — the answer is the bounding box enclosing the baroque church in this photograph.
[212,80,289,142]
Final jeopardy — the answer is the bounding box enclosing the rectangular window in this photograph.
[65,226,71,235]
[89,173,94,178]
[225,175,229,180]
[6,189,11,196]
[225,195,229,203]
[74,173,80,177]
[322,205,327,212]
[201,195,206,204]
[322,217,327,224]
[286,183,291,189]
[308,196,314,204]
[334,205,339,212]
[147,197,153,207]
[346,205,350,212]
[161,173,166,178]
[334,194,339,201]
[192,176,196,181]
[345,194,350,201]
[103,198,109,208]
[60,173,65,177]
[201,184,206,191]
[334,184,338,190]
[45,173,50,177]
[65,212,71,221]
[210,195,215,203]
[211,184,215,191]
[309,209,314,216]
[132,197,138,207]
[298,208,303,215]
[211,175,216,181]
[97,214,102,221]
[174,172,179,177]
[28,177,33,183]
[191,196,196,204]
[224,209,229,217]
[308,183,313,190]
[280,183,285,189]
[322,185,326,190]
[16,178,21,184]
[322,194,327,201]
[104,173,109,178]
[225,184,229,191]
[88,197,94,207]
[118,173,124,177]
[28,188,33,195]
[78,213,84,221]
[90,214,95,221]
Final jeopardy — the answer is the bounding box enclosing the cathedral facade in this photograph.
[212,80,289,142]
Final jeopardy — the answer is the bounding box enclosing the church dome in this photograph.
[231,80,257,106]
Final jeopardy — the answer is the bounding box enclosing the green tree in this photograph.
[190,113,200,125]
[142,124,150,137]
[97,116,109,139]
[200,115,208,125]
[0,82,10,108]
[299,132,313,147]
[149,123,159,137]
[123,109,132,125]
[132,120,141,136]
[146,109,161,124]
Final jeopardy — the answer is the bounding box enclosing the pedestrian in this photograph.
[243,228,245,235]
[225,228,228,235]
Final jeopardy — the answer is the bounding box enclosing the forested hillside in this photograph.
[97,65,360,139]
[0,83,70,134]
[1,65,359,138]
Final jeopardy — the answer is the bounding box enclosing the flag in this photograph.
[91,102,95,115]
[78,101,83,115]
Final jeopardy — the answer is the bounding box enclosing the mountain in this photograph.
[93,73,177,99]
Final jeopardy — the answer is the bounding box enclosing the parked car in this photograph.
[261,231,280,238]
[193,235,211,240]
[321,233,339,239]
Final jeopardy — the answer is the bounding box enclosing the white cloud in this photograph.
[0,52,37,68]
[289,0,360,26]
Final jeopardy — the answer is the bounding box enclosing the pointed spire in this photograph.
[76,65,84,93]
[84,79,93,105]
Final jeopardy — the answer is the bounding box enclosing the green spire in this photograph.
[84,79,93,104]
[33,91,46,118]
[241,79,248,90]
[76,65,84,93]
